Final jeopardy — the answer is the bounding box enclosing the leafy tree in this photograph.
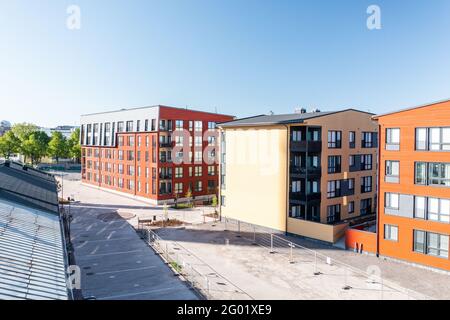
[67,128,81,162]
[185,188,193,208]
[0,131,20,159]
[21,131,50,165]
[11,123,39,163]
[48,131,69,163]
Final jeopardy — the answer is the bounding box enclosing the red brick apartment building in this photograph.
[347,99,450,272]
[80,105,234,204]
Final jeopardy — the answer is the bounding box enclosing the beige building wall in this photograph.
[304,110,378,223]
[220,125,288,232]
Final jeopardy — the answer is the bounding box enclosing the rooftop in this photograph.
[81,104,234,118]
[373,98,450,119]
[219,108,374,128]
[0,161,59,214]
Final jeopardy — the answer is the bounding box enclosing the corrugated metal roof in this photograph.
[218,109,373,128]
[0,199,68,300]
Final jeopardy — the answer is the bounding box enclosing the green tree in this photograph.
[21,131,50,165]
[185,188,193,208]
[67,128,81,162]
[48,131,69,163]
[0,131,20,159]
[11,123,39,163]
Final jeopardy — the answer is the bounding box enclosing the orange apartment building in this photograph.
[373,99,450,271]
[80,105,234,204]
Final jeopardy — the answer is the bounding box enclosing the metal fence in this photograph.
[140,227,253,300]
[223,217,433,300]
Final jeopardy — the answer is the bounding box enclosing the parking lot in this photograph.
[60,174,199,300]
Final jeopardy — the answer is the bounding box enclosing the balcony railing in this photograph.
[290,166,321,176]
[289,192,321,202]
[291,140,322,153]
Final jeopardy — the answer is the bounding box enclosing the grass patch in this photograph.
[171,203,193,210]
[149,219,184,227]
[169,261,183,273]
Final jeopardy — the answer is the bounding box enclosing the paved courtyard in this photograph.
[58,172,450,300]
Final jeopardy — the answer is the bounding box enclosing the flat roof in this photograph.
[81,104,234,118]
[373,98,450,119]
[219,108,374,128]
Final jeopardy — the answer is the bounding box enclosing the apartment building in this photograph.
[374,99,450,271]
[80,105,234,204]
[219,109,378,243]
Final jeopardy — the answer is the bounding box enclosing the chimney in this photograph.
[294,107,307,114]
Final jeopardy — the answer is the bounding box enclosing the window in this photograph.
[195,136,202,147]
[292,180,302,193]
[144,119,149,131]
[151,119,156,131]
[327,180,341,198]
[175,167,183,178]
[414,230,449,258]
[327,205,341,224]
[349,155,355,167]
[362,132,376,148]
[117,121,124,133]
[385,193,399,210]
[194,166,202,177]
[414,196,426,219]
[415,162,427,185]
[208,122,216,130]
[415,128,427,150]
[175,120,184,130]
[361,154,373,170]
[348,201,355,214]
[384,225,398,241]
[427,127,450,151]
[428,198,450,223]
[348,178,355,192]
[360,198,372,215]
[328,156,341,174]
[328,131,342,148]
[128,136,134,147]
[208,165,215,176]
[136,120,140,132]
[195,181,202,192]
[349,131,355,148]
[194,121,203,132]
[361,176,372,193]
[416,162,450,187]
[292,130,302,142]
[386,160,399,177]
[221,195,226,207]
[194,151,202,162]
[386,128,400,150]
[126,121,133,132]
[175,183,183,194]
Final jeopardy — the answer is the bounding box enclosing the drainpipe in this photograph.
[284,124,289,235]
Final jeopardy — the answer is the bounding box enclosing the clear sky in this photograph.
[1,0,449,127]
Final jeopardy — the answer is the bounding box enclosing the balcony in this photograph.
[159,142,173,148]
[291,140,322,153]
[290,166,321,177]
[289,192,321,202]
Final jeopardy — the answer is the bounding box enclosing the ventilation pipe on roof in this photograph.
[294,108,307,114]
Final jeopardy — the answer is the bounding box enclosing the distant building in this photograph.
[80,105,234,205]
[0,160,72,300]
[40,125,79,139]
[0,120,11,136]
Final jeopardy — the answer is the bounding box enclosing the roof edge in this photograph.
[373,98,450,119]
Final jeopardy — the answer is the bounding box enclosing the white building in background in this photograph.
[0,120,11,136]
[40,125,79,138]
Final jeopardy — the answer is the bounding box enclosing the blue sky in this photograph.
[1,0,449,127]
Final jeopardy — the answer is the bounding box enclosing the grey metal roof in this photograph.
[0,162,58,214]
[218,109,373,128]
[0,199,68,300]
[373,98,450,119]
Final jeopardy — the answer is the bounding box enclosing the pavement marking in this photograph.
[82,249,144,258]
[93,266,157,276]
[90,245,100,255]
[97,286,180,300]
[75,237,137,244]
